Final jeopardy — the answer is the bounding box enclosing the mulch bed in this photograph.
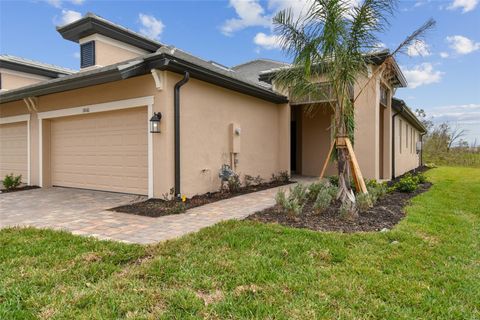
[246,171,432,233]
[110,180,294,218]
[0,186,40,194]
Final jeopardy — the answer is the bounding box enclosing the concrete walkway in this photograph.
[1,178,315,244]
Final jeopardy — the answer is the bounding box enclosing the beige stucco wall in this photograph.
[294,105,336,177]
[0,71,289,197]
[0,70,49,91]
[165,72,290,197]
[94,40,146,67]
[354,71,393,181]
[393,114,421,177]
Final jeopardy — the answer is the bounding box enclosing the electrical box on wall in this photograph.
[229,123,241,154]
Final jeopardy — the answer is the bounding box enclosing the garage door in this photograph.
[50,107,148,195]
[0,121,28,181]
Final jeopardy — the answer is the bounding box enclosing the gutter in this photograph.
[174,71,190,197]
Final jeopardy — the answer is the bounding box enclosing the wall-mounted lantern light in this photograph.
[150,112,162,133]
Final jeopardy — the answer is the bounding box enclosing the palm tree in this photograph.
[273,0,435,209]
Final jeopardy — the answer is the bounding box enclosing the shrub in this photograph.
[244,174,254,188]
[356,193,373,211]
[416,173,427,184]
[307,180,329,201]
[275,189,304,217]
[170,201,186,214]
[253,175,264,185]
[313,188,333,213]
[394,174,418,193]
[278,171,290,183]
[289,184,307,205]
[328,176,339,186]
[227,174,241,193]
[339,201,357,219]
[366,182,387,204]
[3,173,22,191]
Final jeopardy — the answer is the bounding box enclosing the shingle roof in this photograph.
[232,59,290,86]
[392,97,426,133]
[0,54,76,76]
[0,47,288,104]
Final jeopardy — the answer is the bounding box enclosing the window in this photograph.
[80,41,95,68]
[399,119,402,154]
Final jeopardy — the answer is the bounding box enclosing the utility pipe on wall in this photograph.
[174,71,190,197]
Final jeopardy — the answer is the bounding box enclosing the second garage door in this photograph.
[0,121,28,180]
[50,107,148,195]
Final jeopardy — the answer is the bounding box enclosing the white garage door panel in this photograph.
[50,107,148,195]
[0,121,28,180]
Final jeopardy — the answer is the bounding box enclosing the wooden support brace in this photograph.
[319,139,335,179]
[345,138,368,194]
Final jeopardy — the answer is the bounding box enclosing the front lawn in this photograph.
[1,167,479,319]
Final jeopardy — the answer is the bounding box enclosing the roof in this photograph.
[258,49,407,88]
[232,59,290,86]
[0,54,76,78]
[0,47,288,104]
[57,12,163,52]
[392,97,427,133]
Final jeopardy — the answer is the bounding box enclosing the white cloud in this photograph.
[46,0,62,8]
[402,63,444,88]
[447,0,478,12]
[58,9,82,26]
[73,52,80,59]
[46,0,84,7]
[446,35,480,54]
[439,52,449,58]
[138,13,164,40]
[221,0,271,36]
[428,104,480,143]
[254,32,281,49]
[407,40,430,57]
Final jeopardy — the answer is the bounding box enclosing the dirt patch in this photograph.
[0,185,39,193]
[196,289,224,306]
[109,181,293,218]
[246,182,432,233]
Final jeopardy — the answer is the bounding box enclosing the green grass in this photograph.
[1,167,479,319]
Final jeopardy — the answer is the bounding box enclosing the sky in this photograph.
[0,0,479,144]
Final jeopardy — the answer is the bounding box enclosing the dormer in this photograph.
[57,13,163,69]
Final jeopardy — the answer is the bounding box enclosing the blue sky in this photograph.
[1,0,479,143]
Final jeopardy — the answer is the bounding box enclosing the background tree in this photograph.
[273,0,435,210]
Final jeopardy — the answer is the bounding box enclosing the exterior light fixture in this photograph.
[150,112,162,133]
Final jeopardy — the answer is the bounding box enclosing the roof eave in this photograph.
[57,16,161,52]
[0,60,71,78]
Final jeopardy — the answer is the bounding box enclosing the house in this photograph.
[0,13,425,198]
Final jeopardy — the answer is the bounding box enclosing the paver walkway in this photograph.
[1,177,315,244]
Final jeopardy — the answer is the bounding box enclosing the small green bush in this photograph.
[3,173,22,191]
[289,184,307,205]
[416,173,428,184]
[328,176,339,186]
[356,193,373,211]
[307,180,330,201]
[275,188,304,217]
[253,175,264,185]
[394,174,418,193]
[339,201,356,218]
[243,174,254,187]
[313,188,333,213]
[227,174,241,193]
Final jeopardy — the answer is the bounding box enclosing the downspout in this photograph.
[391,106,404,179]
[174,71,190,197]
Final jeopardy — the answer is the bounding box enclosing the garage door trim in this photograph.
[0,114,31,185]
[38,96,154,197]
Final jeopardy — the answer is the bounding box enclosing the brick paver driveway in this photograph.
[0,179,315,244]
